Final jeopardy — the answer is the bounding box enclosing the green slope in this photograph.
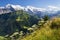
[21,18,60,40]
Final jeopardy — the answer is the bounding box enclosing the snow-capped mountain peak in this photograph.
[1,4,60,13]
[6,4,24,11]
[26,6,46,12]
[0,4,60,18]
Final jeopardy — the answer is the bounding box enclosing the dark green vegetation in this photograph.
[0,10,39,40]
[0,10,60,40]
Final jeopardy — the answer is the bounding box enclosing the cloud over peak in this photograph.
[47,5,60,11]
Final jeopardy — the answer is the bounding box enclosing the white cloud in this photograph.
[45,5,60,13]
[48,6,58,9]
[47,5,60,11]
[0,7,5,9]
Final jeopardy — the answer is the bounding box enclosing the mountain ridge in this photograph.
[0,4,60,18]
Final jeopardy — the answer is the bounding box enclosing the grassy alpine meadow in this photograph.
[21,18,60,40]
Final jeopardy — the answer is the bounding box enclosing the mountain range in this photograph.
[0,4,60,18]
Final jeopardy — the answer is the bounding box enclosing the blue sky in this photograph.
[0,0,60,8]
